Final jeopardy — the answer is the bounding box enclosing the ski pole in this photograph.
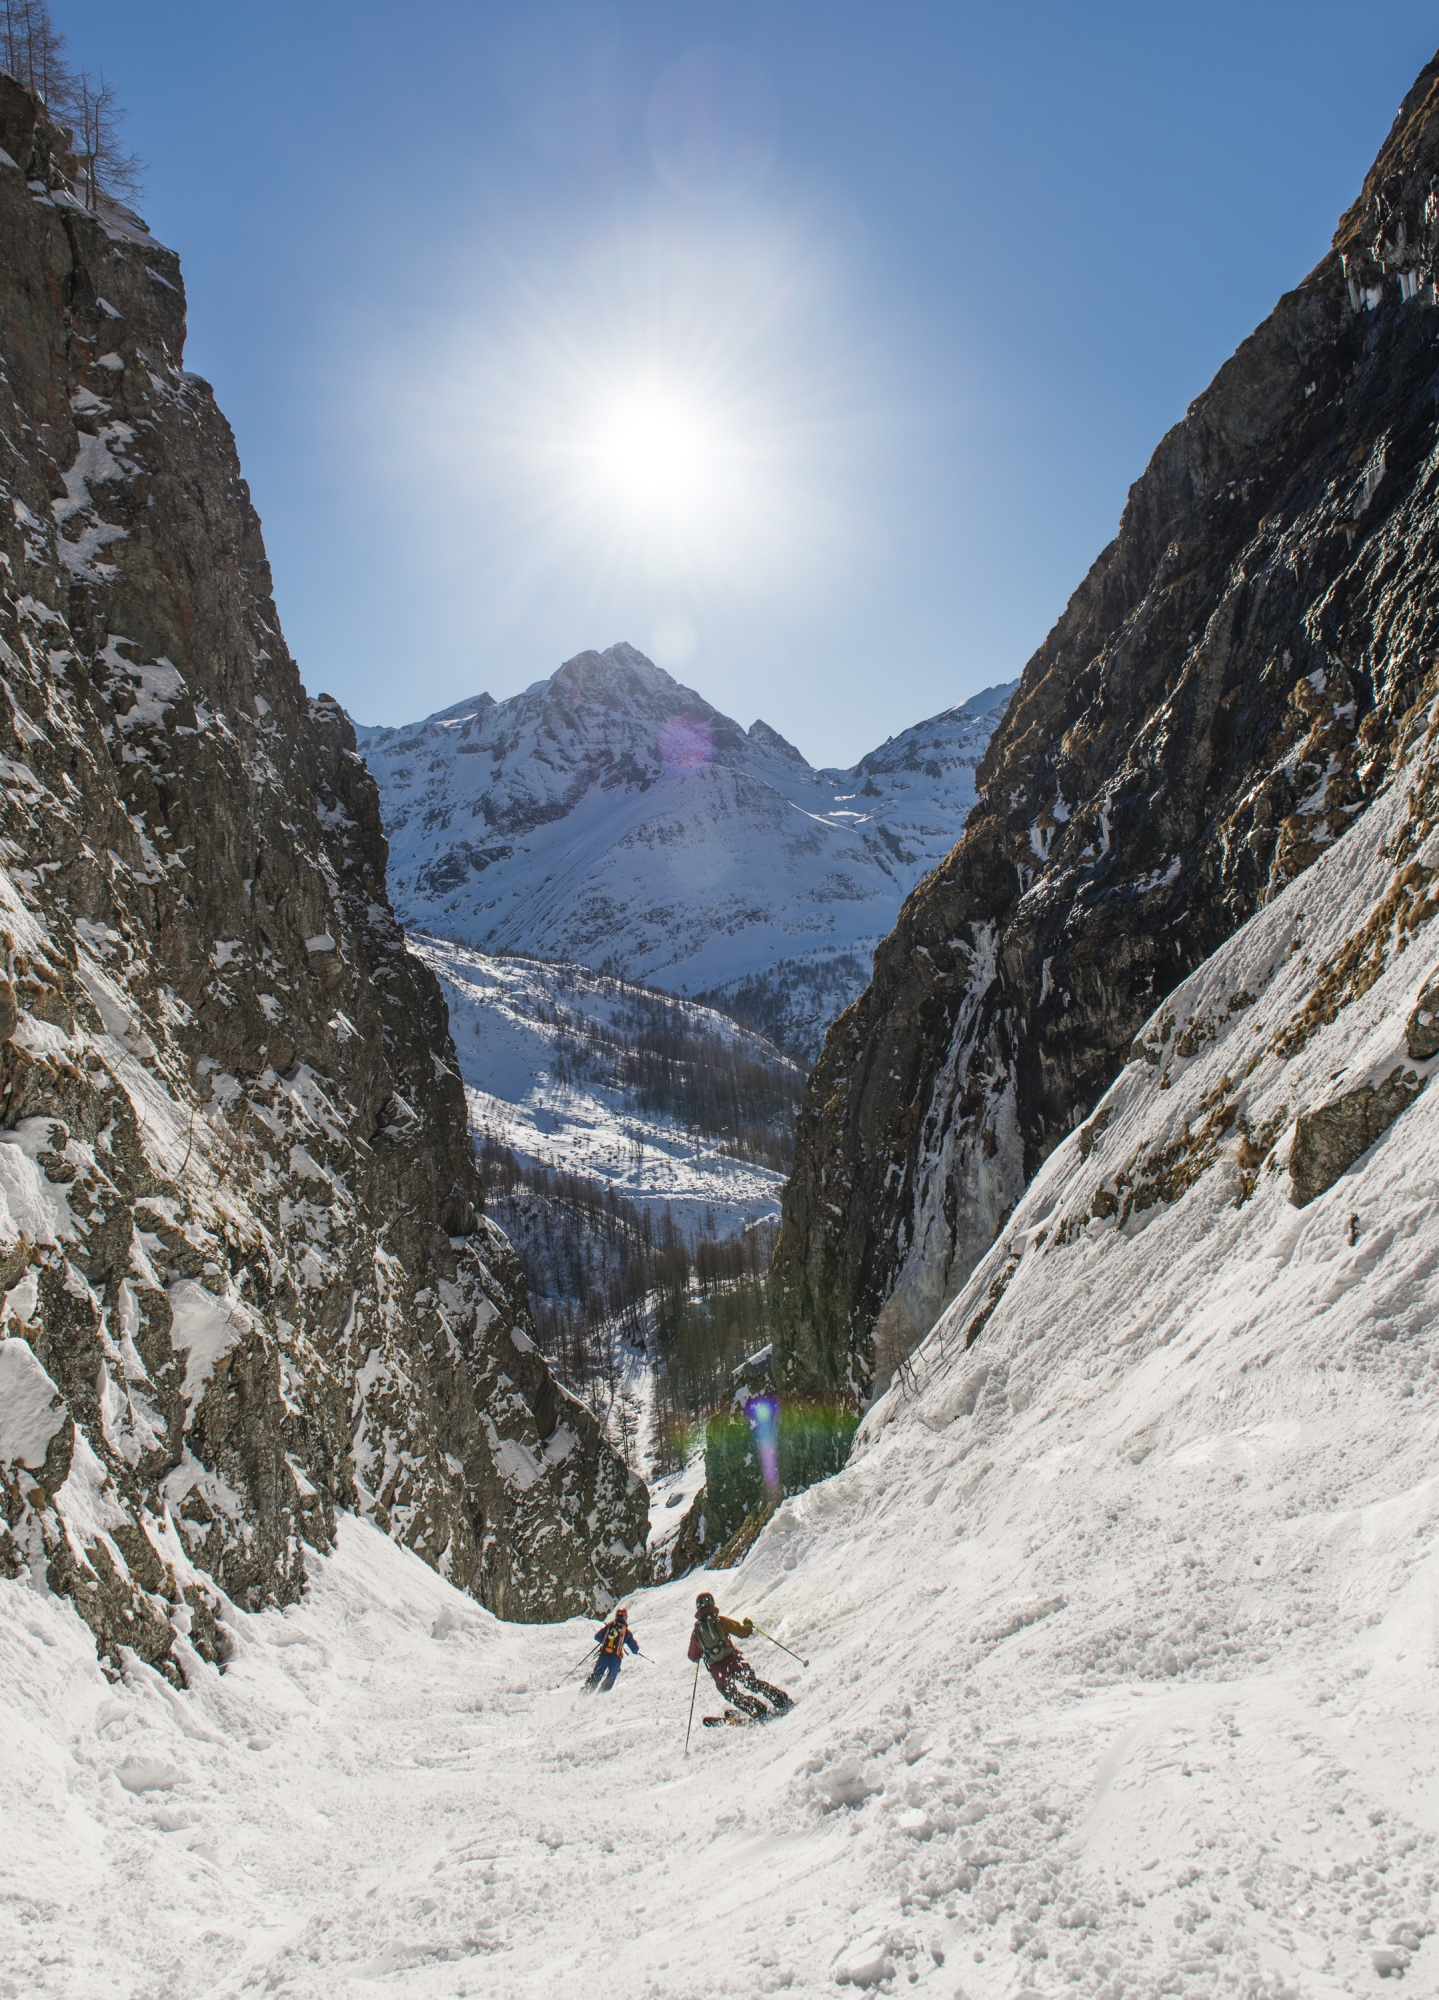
[748,1624,809,1668]
[683,1659,700,1755]
[560,1643,602,1685]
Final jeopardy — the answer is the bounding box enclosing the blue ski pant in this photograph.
[587,1654,622,1691]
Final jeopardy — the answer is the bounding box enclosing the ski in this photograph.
[702,1709,759,1727]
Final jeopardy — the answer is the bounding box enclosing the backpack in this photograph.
[695,1611,734,1667]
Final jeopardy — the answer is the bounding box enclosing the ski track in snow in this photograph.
[9,727,1439,1996]
[2,1426,1435,2000]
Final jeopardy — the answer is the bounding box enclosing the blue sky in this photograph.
[58,2,1439,765]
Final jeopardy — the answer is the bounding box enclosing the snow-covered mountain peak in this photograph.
[356,645,1016,1058]
[842,678,1014,784]
[746,715,808,763]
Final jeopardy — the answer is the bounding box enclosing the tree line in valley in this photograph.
[485,960,805,1174]
[451,951,807,1502]
[2,0,143,208]
[478,1134,779,1476]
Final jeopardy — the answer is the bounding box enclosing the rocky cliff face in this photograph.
[357,649,1014,1061]
[0,78,646,1675]
[774,50,1439,1401]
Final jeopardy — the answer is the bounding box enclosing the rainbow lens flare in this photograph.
[744,1393,781,1495]
[658,712,714,774]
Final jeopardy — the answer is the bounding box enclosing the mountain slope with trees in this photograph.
[412,939,797,1485]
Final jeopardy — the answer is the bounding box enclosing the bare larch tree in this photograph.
[1,0,144,209]
[71,68,144,208]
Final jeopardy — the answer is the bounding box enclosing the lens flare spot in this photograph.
[658,712,714,775]
[744,1394,781,1496]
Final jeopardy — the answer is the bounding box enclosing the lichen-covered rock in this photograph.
[774,48,1439,1404]
[0,77,646,1673]
[1405,979,1439,1060]
[1288,1069,1426,1208]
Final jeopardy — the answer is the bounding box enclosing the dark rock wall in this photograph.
[0,79,646,1673]
[774,51,1439,1401]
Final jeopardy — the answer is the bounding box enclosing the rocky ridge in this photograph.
[774,49,1439,1401]
[356,651,1014,1062]
[0,76,645,1675]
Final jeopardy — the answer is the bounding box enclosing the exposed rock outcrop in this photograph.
[1288,1070,1426,1208]
[0,77,645,1672]
[774,50,1439,1401]
[1404,977,1439,1059]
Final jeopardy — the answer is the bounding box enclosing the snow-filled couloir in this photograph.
[6,686,1438,1998]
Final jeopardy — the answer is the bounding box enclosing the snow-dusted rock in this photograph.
[0,73,645,1669]
[776,50,1439,1395]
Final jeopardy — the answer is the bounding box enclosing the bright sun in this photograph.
[587,384,716,518]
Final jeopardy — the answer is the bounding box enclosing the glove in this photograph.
[741,1618,754,1636]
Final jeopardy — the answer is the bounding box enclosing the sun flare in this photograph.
[586,383,717,517]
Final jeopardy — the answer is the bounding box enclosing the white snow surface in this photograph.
[412,935,795,1239]
[8,708,1439,1998]
[357,646,1015,1054]
[0,1337,66,1471]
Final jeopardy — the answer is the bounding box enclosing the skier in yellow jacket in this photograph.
[585,1607,638,1692]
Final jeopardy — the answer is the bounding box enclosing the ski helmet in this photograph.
[615,1608,627,1622]
[696,1591,716,1614]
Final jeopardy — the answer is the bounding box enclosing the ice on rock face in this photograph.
[166,1279,252,1411]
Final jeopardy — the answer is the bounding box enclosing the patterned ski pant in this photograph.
[711,1658,790,1719]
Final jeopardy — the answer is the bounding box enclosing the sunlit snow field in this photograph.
[7,716,1439,1998]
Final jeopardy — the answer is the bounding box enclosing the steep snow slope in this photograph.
[356,649,1014,1059]
[5,708,1438,1999]
[411,937,796,1240]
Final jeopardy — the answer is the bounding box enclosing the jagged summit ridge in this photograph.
[356,645,1015,1060]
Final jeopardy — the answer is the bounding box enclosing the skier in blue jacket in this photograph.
[585,1607,638,1692]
